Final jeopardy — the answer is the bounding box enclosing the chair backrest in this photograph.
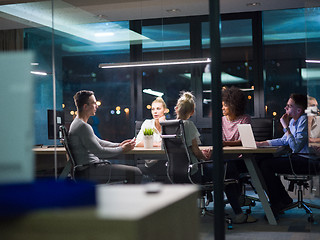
[59,125,77,179]
[160,120,192,183]
[135,120,143,137]
[251,117,275,141]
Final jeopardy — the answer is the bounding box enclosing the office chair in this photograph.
[281,153,320,222]
[135,120,143,137]
[59,125,111,182]
[160,120,237,227]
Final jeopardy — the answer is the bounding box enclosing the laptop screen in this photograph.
[237,124,257,148]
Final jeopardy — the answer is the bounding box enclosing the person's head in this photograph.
[151,97,168,120]
[308,96,318,108]
[73,90,98,115]
[221,86,247,117]
[175,91,195,120]
[285,93,307,120]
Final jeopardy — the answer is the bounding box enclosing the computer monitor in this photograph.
[47,109,65,139]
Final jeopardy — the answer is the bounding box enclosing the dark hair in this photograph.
[290,93,307,110]
[221,86,247,117]
[73,90,94,112]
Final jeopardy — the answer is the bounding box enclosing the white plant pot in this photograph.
[143,135,154,149]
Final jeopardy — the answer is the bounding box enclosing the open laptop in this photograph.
[237,124,274,148]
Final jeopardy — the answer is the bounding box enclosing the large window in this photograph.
[201,18,255,120]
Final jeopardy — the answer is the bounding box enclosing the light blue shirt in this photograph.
[268,114,308,153]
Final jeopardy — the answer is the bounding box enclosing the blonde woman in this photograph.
[136,97,169,182]
[175,91,256,224]
[136,97,168,147]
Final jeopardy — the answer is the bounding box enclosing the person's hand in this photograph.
[121,141,135,152]
[120,138,136,146]
[202,148,212,160]
[256,141,270,147]
[280,113,290,129]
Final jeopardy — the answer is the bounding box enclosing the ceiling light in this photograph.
[246,2,261,7]
[306,60,320,64]
[30,71,48,76]
[166,9,181,13]
[99,58,211,69]
[143,89,164,97]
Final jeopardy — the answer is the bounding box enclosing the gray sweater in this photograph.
[69,117,123,165]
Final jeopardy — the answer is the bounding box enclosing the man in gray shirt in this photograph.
[69,90,142,183]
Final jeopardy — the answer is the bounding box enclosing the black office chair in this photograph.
[281,153,320,222]
[251,117,276,141]
[135,120,143,137]
[59,125,111,182]
[160,120,236,222]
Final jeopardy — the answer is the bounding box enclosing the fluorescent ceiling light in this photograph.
[30,71,48,76]
[0,1,148,43]
[99,58,211,69]
[306,60,320,64]
[143,89,164,97]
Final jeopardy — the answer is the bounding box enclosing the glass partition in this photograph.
[263,9,308,120]
[201,19,254,118]
[305,7,320,150]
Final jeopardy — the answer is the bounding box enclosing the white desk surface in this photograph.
[97,184,198,220]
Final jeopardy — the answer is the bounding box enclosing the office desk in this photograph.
[129,146,283,225]
[33,146,67,176]
[1,184,199,240]
[34,145,283,225]
[223,146,285,225]
[33,146,66,154]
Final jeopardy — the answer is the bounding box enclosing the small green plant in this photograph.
[143,128,154,136]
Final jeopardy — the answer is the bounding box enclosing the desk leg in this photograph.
[243,157,277,225]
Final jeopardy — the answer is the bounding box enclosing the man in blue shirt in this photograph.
[256,94,318,218]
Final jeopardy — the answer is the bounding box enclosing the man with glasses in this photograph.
[256,93,314,219]
[68,90,142,184]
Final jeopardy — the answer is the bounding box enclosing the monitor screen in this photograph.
[47,110,65,139]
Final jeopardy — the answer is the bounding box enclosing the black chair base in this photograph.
[282,183,320,222]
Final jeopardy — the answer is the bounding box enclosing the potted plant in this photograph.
[143,128,154,149]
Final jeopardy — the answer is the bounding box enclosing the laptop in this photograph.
[237,124,258,148]
[237,124,274,148]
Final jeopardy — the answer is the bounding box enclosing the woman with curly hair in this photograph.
[222,86,251,146]
[221,86,257,223]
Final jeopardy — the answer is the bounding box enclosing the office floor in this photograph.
[199,191,320,240]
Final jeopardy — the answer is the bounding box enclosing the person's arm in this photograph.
[78,123,124,158]
[286,116,308,153]
[96,136,120,147]
[309,137,320,143]
[256,141,271,147]
[191,138,211,160]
